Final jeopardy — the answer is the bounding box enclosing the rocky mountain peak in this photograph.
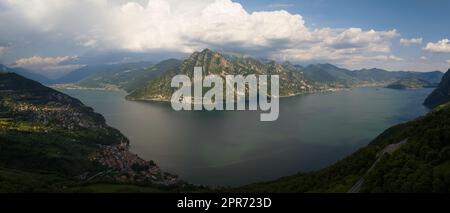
[424,68,450,108]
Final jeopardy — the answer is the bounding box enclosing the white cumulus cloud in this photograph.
[14,55,83,77]
[15,56,78,67]
[424,39,450,53]
[0,0,403,70]
[400,37,422,46]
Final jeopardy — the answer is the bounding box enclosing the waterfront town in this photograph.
[90,143,180,185]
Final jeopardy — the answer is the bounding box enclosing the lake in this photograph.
[61,87,432,186]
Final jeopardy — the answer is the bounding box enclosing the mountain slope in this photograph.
[406,71,444,84]
[0,72,181,192]
[386,78,436,90]
[236,102,450,192]
[55,61,153,84]
[77,59,181,92]
[127,49,314,101]
[424,69,450,108]
[0,72,123,184]
[303,63,359,86]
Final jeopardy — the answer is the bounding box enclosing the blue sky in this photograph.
[240,0,449,37]
[0,0,449,77]
[238,0,450,61]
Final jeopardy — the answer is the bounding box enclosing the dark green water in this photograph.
[61,87,432,186]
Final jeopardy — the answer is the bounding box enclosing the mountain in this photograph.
[300,64,443,87]
[0,64,52,84]
[127,49,314,101]
[405,71,444,84]
[125,50,443,101]
[302,63,359,86]
[59,50,443,97]
[235,102,450,192]
[386,78,436,90]
[280,61,303,72]
[77,59,181,92]
[424,69,450,108]
[0,72,182,192]
[351,68,442,84]
[54,61,154,84]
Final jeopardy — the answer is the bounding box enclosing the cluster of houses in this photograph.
[12,103,90,128]
[91,143,179,185]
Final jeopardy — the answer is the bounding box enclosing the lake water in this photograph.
[61,87,432,186]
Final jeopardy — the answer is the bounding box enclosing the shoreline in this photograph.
[124,85,374,104]
[49,83,124,92]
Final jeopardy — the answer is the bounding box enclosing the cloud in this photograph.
[271,28,398,63]
[110,0,398,62]
[381,55,404,61]
[14,55,83,77]
[447,59,450,65]
[0,46,8,55]
[338,54,404,66]
[400,37,422,46]
[267,3,295,8]
[0,0,402,71]
[15,56,78,67]
[424,39,450,53]
[80,39,98,47]
[112,0,313,52]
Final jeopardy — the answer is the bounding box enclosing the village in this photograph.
[90,142,179,185]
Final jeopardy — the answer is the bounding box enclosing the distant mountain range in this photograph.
[77,59,181,93]
[54,61,154,85]
[300,63,443,87]
[386,78,437,90]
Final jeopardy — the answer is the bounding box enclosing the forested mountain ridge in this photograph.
[126,49,314,101]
